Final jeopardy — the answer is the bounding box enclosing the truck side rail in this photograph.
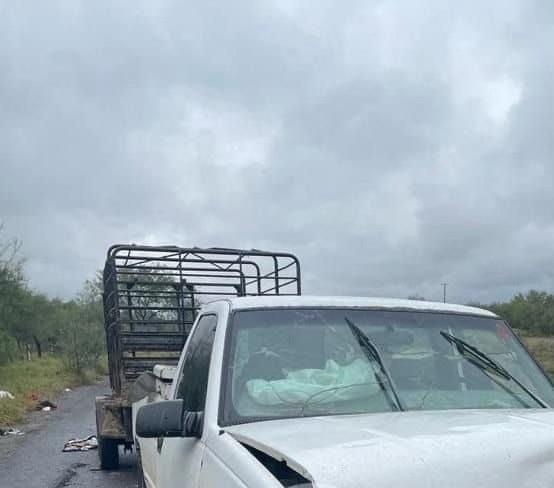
[103,245,301,394]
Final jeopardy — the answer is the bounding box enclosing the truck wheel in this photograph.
[98,435,119,470]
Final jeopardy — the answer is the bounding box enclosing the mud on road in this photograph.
[0,380,138,488]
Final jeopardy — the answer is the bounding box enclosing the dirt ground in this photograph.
[0,379,137,488]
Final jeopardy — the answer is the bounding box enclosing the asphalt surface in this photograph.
[0,380,138,488]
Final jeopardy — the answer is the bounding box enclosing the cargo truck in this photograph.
[95,244,301,469]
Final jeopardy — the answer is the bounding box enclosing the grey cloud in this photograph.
[1,1,553,303]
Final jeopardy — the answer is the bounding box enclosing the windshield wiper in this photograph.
[440,331,549,408]
[345,317,404,411]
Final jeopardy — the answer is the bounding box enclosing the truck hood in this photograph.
[226,409,554,488]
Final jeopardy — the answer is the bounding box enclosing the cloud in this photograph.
[1,0,553,304]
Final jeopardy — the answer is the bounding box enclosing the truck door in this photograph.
[156,314,218,488]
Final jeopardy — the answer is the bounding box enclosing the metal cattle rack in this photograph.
[103,244,302,395]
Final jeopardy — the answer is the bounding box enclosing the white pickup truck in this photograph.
[134,295,554,488]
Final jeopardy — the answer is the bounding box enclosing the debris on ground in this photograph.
[64,388,72,392]
[63,435,98,452]
[36,400,57,411]
[0,391,15,400]
[0,428,24,436]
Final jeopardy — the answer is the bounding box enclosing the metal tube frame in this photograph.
[103,244,301,394]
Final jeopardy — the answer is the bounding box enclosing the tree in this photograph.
[0,226,108,367]
[57,275,106,373]
[485,290,554,335]
[0,226,26,361]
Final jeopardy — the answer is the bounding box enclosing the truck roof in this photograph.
[224,295,498,318]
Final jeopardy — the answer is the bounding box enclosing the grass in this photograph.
[0,356,97,427]
[522,335,554,379]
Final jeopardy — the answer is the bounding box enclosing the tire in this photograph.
[98,435,120,470]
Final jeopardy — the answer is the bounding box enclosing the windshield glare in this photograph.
[221,308,554,425]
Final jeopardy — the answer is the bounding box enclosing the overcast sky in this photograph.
[1,1,553,304]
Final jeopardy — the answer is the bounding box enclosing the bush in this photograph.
[0,330,19,365]
[58,302,105,374]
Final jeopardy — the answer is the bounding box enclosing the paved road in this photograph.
[0,380,138,488]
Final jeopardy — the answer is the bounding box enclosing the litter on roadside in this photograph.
[63,435,98,452]
[1,428,24,436]
[36,400,57,411]
[64,388,72,392]
[0,391,15,400]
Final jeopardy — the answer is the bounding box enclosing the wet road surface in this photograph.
[0,380,138,488]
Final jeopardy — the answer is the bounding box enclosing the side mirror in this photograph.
[136,400,203,439]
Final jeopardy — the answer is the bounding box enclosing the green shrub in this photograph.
[0,330,19,365]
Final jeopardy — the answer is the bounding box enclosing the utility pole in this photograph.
[441,283,447,303]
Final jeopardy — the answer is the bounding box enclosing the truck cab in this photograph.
[135,296,554,488]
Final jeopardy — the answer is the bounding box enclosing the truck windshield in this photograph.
[220,308,554,425]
